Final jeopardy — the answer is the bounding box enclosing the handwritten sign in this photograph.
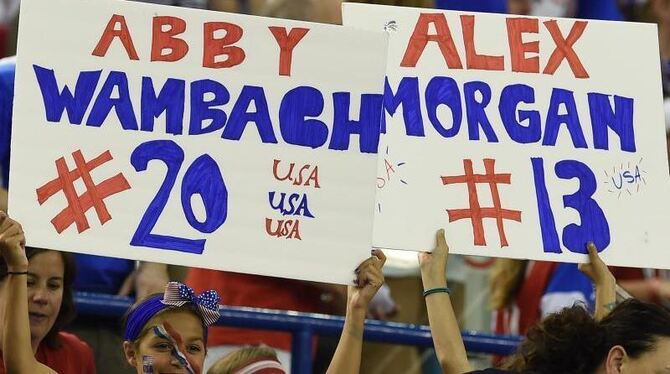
[343,3,670,268]
[9,0,388,284]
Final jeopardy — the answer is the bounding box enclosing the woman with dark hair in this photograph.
[0,212,95,373]
[506,299,670,373]
[420,229,670,374]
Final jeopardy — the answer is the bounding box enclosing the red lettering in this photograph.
[304,167,320,188]
[272,159,294,182]
[92,14,139,60]
[265,218,302,240]
[461,15,504,71]
[203,22,245,69]
[151,16,189,62]
[286,220,301,239]
[268,26,309,76]
[506,17,539,74]
[384,159,395,180]
[542,20,589,78]
[400,13,463,69]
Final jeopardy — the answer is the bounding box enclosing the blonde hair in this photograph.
[207,345,279,374]
[489,258,527,310]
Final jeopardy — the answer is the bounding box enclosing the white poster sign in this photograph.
[344,3,670,268]
[9,0,388,284]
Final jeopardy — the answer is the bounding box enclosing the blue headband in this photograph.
[124,282,221,341]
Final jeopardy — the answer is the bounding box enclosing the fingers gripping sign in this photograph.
[578,242,614,286]
[0,212,28,271]
[349,249,386,312]
[419,229,449,290]
[578,241,616,320]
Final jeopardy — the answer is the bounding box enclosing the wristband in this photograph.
[7,271,28,275]
[423,287,451,297]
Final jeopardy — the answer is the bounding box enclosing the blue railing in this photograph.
[75,292,522,373]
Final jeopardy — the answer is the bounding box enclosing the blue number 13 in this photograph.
[531,158,610,254]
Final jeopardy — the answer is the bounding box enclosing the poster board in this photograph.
[344,3,670,268]
[9,0,388,284]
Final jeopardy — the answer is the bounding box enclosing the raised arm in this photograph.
[326,249,385,374]
[578,242,616,321]
[0,213,56,374]
[419,229,471,374]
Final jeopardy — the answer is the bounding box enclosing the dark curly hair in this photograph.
[504,299,670,374]
[0,247,77,349]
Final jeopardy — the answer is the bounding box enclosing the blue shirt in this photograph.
[542,263,595,316]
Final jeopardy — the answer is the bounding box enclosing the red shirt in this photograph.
[0,332,96,374]
[186,269,322,351]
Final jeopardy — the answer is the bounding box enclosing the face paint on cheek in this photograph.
[152,324,197,374]
[163,322,203,374]
[142,355,155,374]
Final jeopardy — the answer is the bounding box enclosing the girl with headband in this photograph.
[122,281,222,374]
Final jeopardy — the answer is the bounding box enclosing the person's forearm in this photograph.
[423,279,471,374]
[594,278,617,321]
[425,293,470,374]
[326,307,365,374]
[3,272,54,373]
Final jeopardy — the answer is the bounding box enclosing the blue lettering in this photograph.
[464,81,498,142]
[269,191,285,213]
[531,157,561,253]
[622,170,634,184]
[588,93,635,152]
[268,192,314,217]
[189,79,229,135]
[294,194,315,218]
[33,65,101,124]
[543,88,587,149]
[141,77,185,135]
[87,71,137,130]
[499,84,541,143]
[556,160,610,253]
[279,86,328,149]
[634,165,642,182]
[383,77,425,136]
[425,76,462,138]
[329,92,382,154]
[223,85,277,143]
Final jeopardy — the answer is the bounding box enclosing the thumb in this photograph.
[435,229,449,256]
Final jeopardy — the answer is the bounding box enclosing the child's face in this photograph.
[124,309,206,374]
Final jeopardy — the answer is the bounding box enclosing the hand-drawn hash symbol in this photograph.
[36,149,131,234]
[441,159,521,247]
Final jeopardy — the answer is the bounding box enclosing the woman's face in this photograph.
[124,309,206,374]
[25,251,65,345]
[624,337,670,373]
